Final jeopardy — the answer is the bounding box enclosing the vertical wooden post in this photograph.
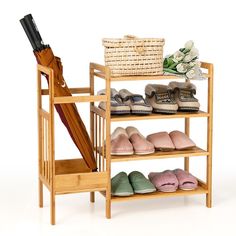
[105,66,111,219]
[184,118,190,172]
[49,69,56,225]
[37,68,43,208]
[206,63,213,208]
[89,63,95,203]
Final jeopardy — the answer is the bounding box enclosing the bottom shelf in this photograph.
[100,185,208,202]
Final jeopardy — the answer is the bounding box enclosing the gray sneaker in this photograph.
[98,88,130,115]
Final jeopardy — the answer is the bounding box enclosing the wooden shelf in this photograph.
[93,71,210,81]
[110,185,208,202]
[111,110,209,122]
[111,147,208,162]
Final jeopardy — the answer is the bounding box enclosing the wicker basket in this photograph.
[103,35,165,77]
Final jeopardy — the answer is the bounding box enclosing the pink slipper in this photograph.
[147,132,175,151]
[111,127,134,155]
[173,169,198,190]
[148,170,178,192]
[126,126,155,155]
[169,130,196,150]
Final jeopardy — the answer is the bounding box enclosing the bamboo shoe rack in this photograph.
[37,62,213,225]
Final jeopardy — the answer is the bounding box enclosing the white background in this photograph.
[0,0,236,235]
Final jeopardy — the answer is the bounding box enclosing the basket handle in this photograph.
[124,35,145,55]
[124,35,137,39]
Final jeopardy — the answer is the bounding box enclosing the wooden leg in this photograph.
[39,178,43,208]
[184,118,190,172]
[90,192,95,203]
[206,154,212,208]
[50,192,55,225]
[106,193,111,219]
[106,183,111,219]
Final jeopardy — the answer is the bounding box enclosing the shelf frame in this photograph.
[90,61,213,216]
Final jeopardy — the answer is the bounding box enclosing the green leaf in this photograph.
[163,68,179,74]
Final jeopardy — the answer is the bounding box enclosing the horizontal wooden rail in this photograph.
[90,62,106,73]
[54,95,107,104]
[200,61,213,70]
[41,87,90,95]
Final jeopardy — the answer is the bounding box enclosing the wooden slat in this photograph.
[55,172,108,194]
[54,95,107,104]
[102,118,105,171]
[99,117,101,171]
[110,186,208,202]
[110,147,208,162]
[111,110,209,122]
[37,68,44,208]
[207,63,214,208]
[105,66,112,219]
[41,118,45,177]
[89,65,96,203]
[90,105,106,118]
[184,117,190,172]
[40,109,49,120]
[111,74,178,81]
[42,87,90,95]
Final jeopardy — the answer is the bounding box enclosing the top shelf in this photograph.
[94,72,210,81]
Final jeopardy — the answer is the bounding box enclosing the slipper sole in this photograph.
[134,150,155,155]
[111,151,134,155]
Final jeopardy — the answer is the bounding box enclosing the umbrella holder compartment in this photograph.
[37,64,110,224]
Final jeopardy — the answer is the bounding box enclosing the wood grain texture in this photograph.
[55,172,108,194]
[111,186,208,202]
[111,110,209,122]
[110,147,208,162]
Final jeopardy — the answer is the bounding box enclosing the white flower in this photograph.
[173,51,185,62]
[189,47,199,58]
[183,54,192,63]
[183,47,199,63]
[189,60,201,68]
[184,40,194,50]
[186,69,195,79]
[186,66,203,79]
[176,63,188,73]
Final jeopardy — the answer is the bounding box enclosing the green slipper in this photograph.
[128,171,156,194]
[111,172,134,196]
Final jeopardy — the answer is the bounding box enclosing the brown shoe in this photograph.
[145,84,178,114]
[168,81,200,111]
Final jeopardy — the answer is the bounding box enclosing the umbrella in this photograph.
[20,14,97,171]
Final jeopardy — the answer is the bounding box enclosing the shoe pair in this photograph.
[111,171,156,196]
[148,169,198,192]
[145,81,200,114]
[111,127,154,155]
[98,88,152,115]
[147,130,196,151]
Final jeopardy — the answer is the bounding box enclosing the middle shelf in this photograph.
[91,106,209,122]
[110,147,208,162]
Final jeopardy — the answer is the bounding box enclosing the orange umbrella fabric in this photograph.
[35,47,97,171]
